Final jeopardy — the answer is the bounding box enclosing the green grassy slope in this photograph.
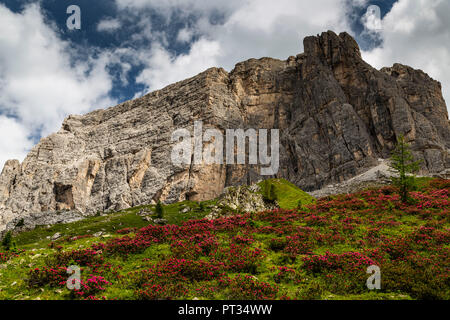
[0,179,448,300]
[258,178,315,209]
[13,200,216,250]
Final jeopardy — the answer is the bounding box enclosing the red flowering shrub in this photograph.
[63,235,92,242]
[136,282,189,300]
[0,250,22,263]
[27,266,68,288]
[253,209,299,225]
[70,276,111,299]
[220,275,278,300]
[429,179,450,189]
[91,236,154,256]
[231,234,255,245]
[272,266,300,284]
[382,237,415,260]
[303,251,377,274]
[170,232,218,259]
[53,249,103,266]
[170,240,203,260]
[130,258,224,286]
[158,258,224,281]
[268,237,287,251]
[408,226,450,248]
[212,243,264,273]
[138,224,177,242]
[304,213,331,226]
[116,227,136,234]
[283,233,314,258]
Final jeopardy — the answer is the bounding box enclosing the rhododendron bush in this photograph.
[11,179,449,299]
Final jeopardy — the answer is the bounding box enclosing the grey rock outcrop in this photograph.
[3,210,87,234]
[307,158,394,198]
[0,31,449,232]
[206,184,276,220]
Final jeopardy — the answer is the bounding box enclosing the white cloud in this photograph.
[362,0,450,113]
[361,5,382,32]
[2,0,449,171]
[177,28,194,43]
[0,116,33,169]
[351,0,369,7]
[120,0,450,117]
[0,4,117,169]
[116,0,241,17]
[97,18,121,32]
[135,38,221,93]
[126,0,450,115]
[125,0,352,92]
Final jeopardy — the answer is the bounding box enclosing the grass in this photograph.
[12,178,310,249]
[14,199,215,249]
[258,178,315,209]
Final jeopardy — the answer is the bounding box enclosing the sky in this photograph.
[0,0,449,170]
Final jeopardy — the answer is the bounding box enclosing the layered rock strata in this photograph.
[1,31,449,231]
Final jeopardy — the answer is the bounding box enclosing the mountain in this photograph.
[1,30,449,231]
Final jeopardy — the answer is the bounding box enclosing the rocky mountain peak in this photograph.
[304,31,362,63]
[0,30,449,232]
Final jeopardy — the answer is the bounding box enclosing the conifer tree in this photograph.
[155,201,164,219]
[1,231,12,251]
[389,135,421,203]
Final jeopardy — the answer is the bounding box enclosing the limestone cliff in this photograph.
[1,31,449,231]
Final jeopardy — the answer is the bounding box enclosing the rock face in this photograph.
[1,31,449,231]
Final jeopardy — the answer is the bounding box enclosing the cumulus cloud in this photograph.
[2,0,449,171]
[123,0,352,92]
[0,3,117,169]
[126,0,450,115]
[362,0,450,113]
[0,116,33,169]
[361,5,382,32]
[116,0,241,17]
[97,18,122,32]
[176,28,194,43]
[135,39,221,94]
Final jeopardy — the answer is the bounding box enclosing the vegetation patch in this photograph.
[258,178,315,209]
[0,179,448,300]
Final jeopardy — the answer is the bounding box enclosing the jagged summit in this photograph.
[1,31,449,231]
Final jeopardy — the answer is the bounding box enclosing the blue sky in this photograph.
[0,0,449,169]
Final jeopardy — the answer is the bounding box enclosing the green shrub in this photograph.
[2,231,13,251]
[297,279,325,300]
[155,201,164,219]
[15,218,24,227]
[382,261,448,300]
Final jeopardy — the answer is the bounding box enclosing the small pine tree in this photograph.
[389,135,421,203]
[268,184,277,202]
[155,201,164,219]
[2,231,13,251]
